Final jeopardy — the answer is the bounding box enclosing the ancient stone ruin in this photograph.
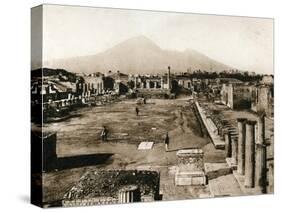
[225,115,270,193]
[62,169,160,207]
[175,148,206,186]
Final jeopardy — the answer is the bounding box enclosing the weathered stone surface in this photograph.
[175,148,206,186]
[118,185,140,203]
[175,171,206,186]
[176,149,204,172]
[138,142,154,150]
[208,174,242,197]
[204,163,232,180]
[244,120,256,188]
[237,118,247,175]
[62,169,160,205]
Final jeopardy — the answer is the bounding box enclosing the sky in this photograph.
[32,4,274,74]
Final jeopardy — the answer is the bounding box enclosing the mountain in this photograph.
[43,36,232,74]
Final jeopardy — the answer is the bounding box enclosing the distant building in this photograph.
[221,83,253,109]
[134,66,172,90]
[83,74,105,95]
[31,80,75,101]
[176,77,192,89]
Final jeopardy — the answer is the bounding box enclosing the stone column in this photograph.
[97,83,100,94]
[118,185,140,203]
[167,66,171,89]
[146,81,150,89]
[101,81,104,93]
[231,135,238,165]
[225,131,232,157]
[82,83,86,93]
[237,118,247,175]
[244,120,256,188]
[160,77,164,89]
[99,82,103,94]
[255,114,267,193]
[134,77,137,89]
[154,81,157,89]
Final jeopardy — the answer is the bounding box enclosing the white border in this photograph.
[0,0,279,211]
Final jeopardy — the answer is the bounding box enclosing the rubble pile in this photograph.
[63,169,160,201]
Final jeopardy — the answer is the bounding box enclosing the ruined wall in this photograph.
[62,197,119,207]
[233,86,252,109]
[62,169,160,207]
[256,86,274,117]
[221,83,228,105]
[83,76,105,94]
[224,84,253,110]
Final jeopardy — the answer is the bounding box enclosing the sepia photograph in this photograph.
[31,4,274,208]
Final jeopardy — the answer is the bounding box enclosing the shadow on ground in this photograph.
[56,153,114,170]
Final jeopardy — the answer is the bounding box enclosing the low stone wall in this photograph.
[62,197,119,207]
[194,101,225,149]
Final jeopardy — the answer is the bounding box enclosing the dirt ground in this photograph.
[41,97,225,206]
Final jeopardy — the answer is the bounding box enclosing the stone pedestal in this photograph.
[175,149,206,186]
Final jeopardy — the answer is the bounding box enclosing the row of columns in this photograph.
[77,82,104,95]
[136,80,161,89]
[228,115,267,192]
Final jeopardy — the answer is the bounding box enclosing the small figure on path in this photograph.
[164,132,170,151]
[135,107,139,116]
[101,126,108,142]
[143,97,146,104]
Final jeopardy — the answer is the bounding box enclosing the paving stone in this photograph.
[208,174,243,197]
[138,142,154,150]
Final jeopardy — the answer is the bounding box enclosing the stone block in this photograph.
[175,170,206,186]
[138,142,154,150]
[175,148,206,186]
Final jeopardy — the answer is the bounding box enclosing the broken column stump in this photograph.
[118,185,141,203]
[175,148,206,186]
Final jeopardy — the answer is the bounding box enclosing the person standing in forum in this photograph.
[135,106,139,116]
[164,132,170,151]
[101,126,108,142]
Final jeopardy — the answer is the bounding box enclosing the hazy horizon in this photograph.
[31,4,274,74]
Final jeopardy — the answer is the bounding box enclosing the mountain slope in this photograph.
[44,36,232,74]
